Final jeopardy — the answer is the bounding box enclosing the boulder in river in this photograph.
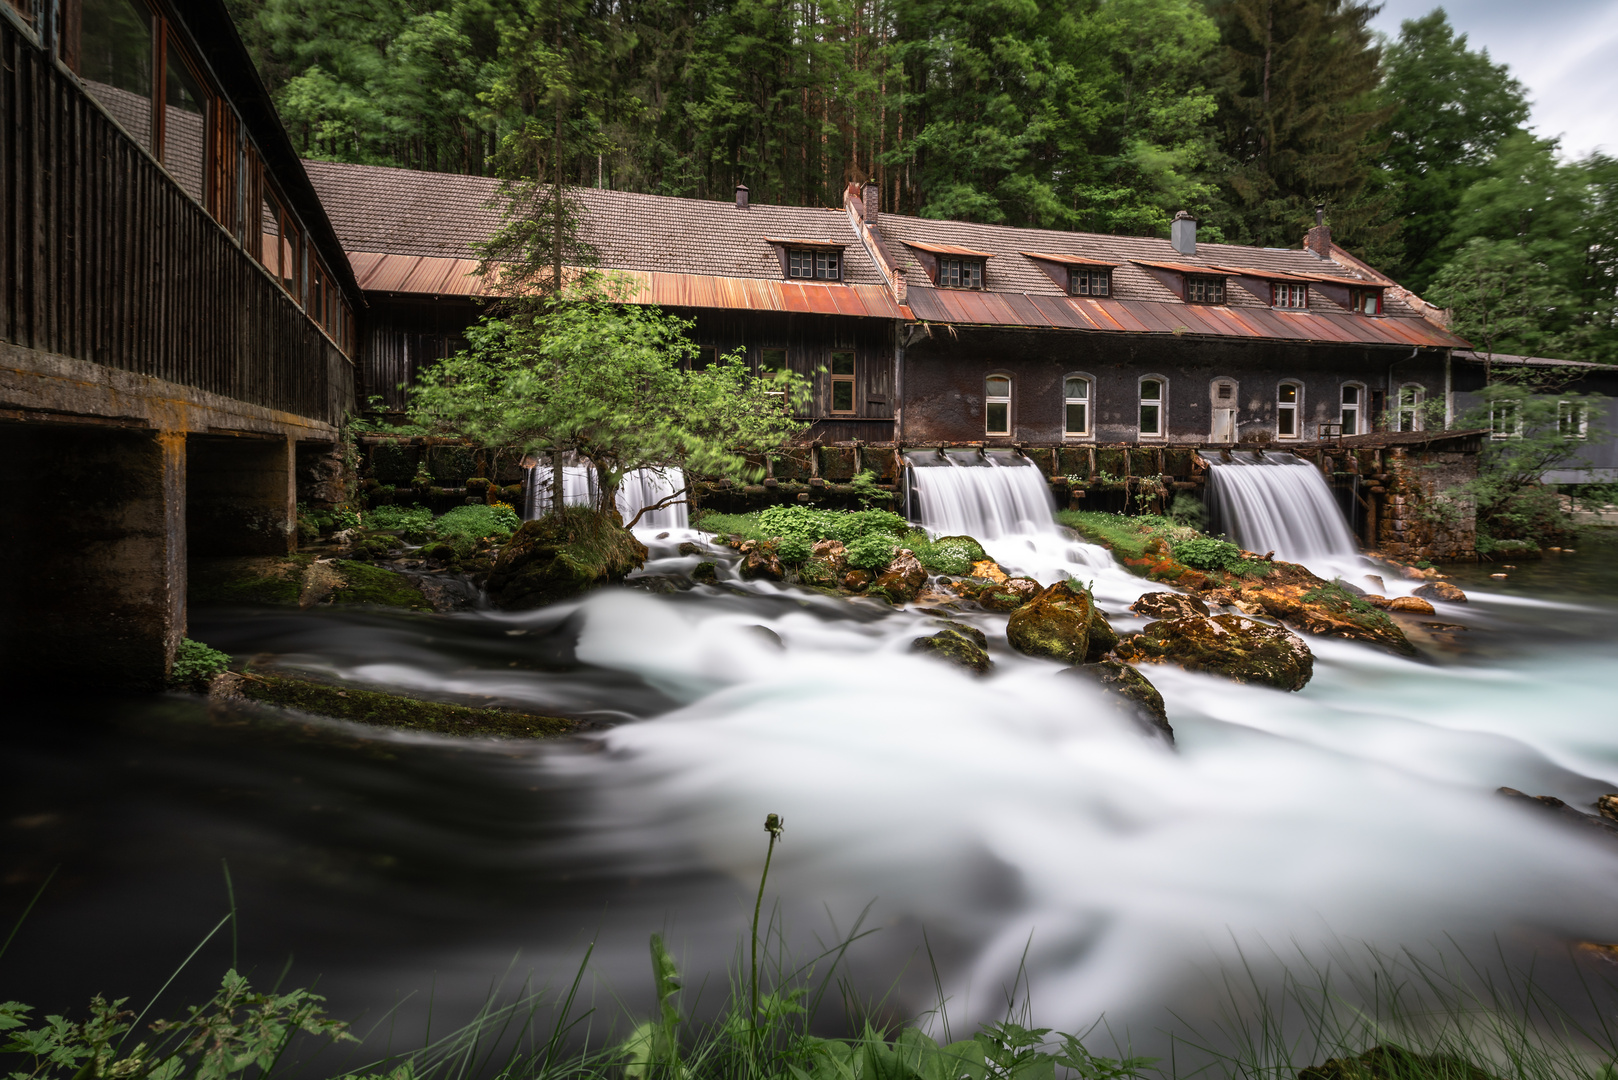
[1388,596,1436,614]
[1006,580,1094,665]
[1085,608,1120,662]
[812,539,849,574]
[871,549,928,603]
[740,543,785,581]
[1122,613,1314,691]
[486,509,648,610]
[1130,591,1210,621]
[910,621,992,674]
[1414,580,1467,603]
[1061,661,1172,742]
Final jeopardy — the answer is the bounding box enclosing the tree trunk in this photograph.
[551,449,566,515]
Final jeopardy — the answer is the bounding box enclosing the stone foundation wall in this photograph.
[1376,447,1478,561]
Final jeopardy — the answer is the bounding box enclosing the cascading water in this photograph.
[525,460,596,519]
[904,449,1140,600]
[616,466,689,530]
[1207,451,1359,565]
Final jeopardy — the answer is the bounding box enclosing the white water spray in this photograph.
[1206,452,1358,563]
[527,461,690,532]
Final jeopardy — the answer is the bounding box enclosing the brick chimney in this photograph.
[863,182,879,225]
[1170,210,1197,256]
[1305,203,1331,257]
[735,183,749,210]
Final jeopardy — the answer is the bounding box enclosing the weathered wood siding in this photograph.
[361,298,482,411]
[0,17,354,425]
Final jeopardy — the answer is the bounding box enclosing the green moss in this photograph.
[189,556,313,606]
[1302,580,1401,635]
[236,673,575,738]
[487,507,648,609]
[330,560,427,608]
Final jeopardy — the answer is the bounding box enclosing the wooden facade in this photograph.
[0,5,358,426]
[361,297,482,412]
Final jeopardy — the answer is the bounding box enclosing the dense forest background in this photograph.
[226,0,1618,360]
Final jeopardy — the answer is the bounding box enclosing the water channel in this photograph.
[5,467,1618,1068]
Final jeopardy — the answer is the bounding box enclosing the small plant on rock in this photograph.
[1172,536,1243,572]
[169,638,231,690]
[844,531,898,570]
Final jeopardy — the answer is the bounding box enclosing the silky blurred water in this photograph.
[4,525,1618,1065]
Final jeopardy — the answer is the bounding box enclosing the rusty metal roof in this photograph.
[763,236,845,248]
[905,286,1468,348]
[902,240,997,258]
[1021,251,1119,267]
[349,251,494,296]
[1209,263,1329,283]
[1133,258,1223,275]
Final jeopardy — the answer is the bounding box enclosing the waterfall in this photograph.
[1207,451,1358,563]
[617,466,689,530]
[526,460,689,531]
[905,449,1059,539]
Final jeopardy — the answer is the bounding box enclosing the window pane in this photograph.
[1342,385,1359,404]
[987,401,1009,435]
[1278,409,1295,436]
[282,222,301,300]
[759,348,786,372]
[1066,402,1087,434]
[817,251,839,279]
[831,352,855,376]
[81,0,154,151]
[1279,384,1297,403]
[1140,403,1160,434]
[163,45,207,203]
[260,192,280,272]
[1140,380,1161,401]
[832,381,854,412]
[1063,377,1087,400]
[985,375,1010,397]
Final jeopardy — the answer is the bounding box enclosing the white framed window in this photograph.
[1340,384,1363,435]
[788,248,841,280]
[1139,377,1165,437]
[985,374,1011,436]
[1063,376,1092,437]
[1271,283,1307,309]
[1068,268,1110,297]
[1558,400,1589,439]
[1186,276,1224,304]
[1397,385,1425,432]
[1349,289,1382,315]
[939,258,985,289]
[1277,382,1301,438]
[1489,399,1521,439]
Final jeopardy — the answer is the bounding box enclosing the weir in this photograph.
[1207,451,1359,564]
[904,450,1057,539]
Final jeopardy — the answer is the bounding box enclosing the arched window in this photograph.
[1063,375,1091,437]
[1340,384,1363,436]
[1397,384,1424,432]
[1138,377,1165,438]
[985,374,1012,436]
[1277,381,1302,439]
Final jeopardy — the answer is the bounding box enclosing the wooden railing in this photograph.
[0,16,354,426]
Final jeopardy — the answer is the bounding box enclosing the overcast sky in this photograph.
[1369,0,1617,160]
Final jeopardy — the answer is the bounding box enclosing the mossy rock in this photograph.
[189,556,313,606]
[1298,1045,1499,1080]
[1125,614,1313,691]
[1006,580,1094,664]
[486,508,649,610]
[1086,609,1120,662]
[1061,661,1172,741]
[911,625,992,675]
[796,556,839,589]
[225,672,575,738]
[329,560,427,608]
[692,560,719,584]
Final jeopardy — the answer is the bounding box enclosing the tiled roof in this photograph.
[302,160,886,286]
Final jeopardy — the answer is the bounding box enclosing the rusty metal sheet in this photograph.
[1097,302,1154,334]
[1075,300,1129,333]
[1174,304,1235,337]
[1131,258,1218,276]
[1209,263,1335,284]
[1020,251,1119,268]
[1028,294,1087,329]
[1000,292,1055,327]
[902,239,997,258]
[762,236,845,248]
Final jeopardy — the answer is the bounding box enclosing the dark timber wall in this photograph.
[361,297,483,412]
[0,17,354,425]
[902,327,1448,445]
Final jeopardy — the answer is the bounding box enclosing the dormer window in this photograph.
[788,248,840,281]
[938,257,984,289]
[1068,268,1110,297]
[1186,276,1224,304]
[1271,283,1307,309]
[1349,288,1382,315]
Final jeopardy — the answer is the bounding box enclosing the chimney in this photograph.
[735,184,749,210]
[863,182,879,225]
[1305,203,1332,257]
[1170,210,1197,256]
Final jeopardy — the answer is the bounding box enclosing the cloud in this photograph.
[1371,0,1617,159]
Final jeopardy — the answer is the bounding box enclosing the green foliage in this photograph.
[907,534,988,576]
[1172,536,1243,572]
[366,504,435,542]
[847,470,887,510]
[1169,493,1207,530]
[844,532,898,570]
[410,290,808,516]
[169,639,231,689]
[433,504,520,545]
[0,968,352,1080]
[757,505,839,550]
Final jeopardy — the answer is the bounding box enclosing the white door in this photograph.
[1210,379,1238,442]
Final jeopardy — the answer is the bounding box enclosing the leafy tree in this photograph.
[1428,238,1577,364]
[1376,8,1530,293]
[408,283,810,521]
[1209,0,1394,258]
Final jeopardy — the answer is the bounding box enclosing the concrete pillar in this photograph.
[0,422,186,690]
[186,434,297,555]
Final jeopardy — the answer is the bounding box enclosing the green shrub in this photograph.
[831,509,909,544]
[169,638,231,689]
[367,504,434,541]
[776,534,813,564]
[433,504,519,544]
[845,531,897,570]
[758,505,838,549]
[848,468,890,508]
[1172,536,1243,571]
